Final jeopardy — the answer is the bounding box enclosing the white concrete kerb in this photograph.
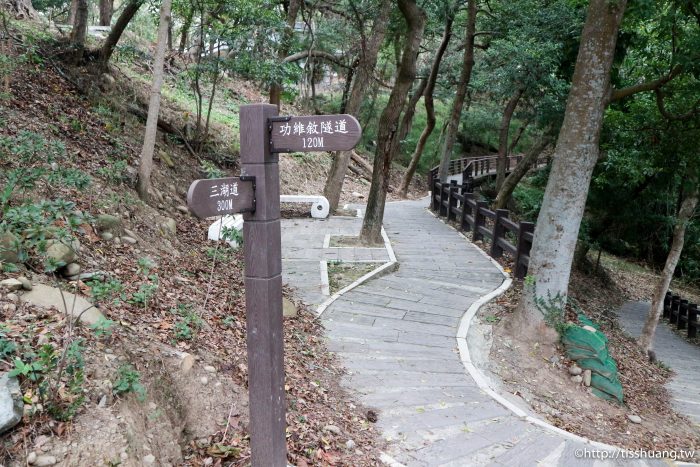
[427,207,630,455]
[316,226,397,317]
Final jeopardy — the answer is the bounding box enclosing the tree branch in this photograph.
[655,88,700,121]
[608,64,682,103]
[282,49,349,68]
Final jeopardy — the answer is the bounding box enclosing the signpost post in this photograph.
[187,104,361,466]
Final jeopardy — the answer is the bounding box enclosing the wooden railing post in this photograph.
[515,221,534,279]
[461,193,474,231]
[439,182,448,217]
[473,201,488,241]
[448,181,458,221]
[663,292,672,318]
[679,300,689,330]
[490,209,509,258]
[688,304,698,339]
[670,295,680,322]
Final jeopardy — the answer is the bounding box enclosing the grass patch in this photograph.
[327,262,379,294]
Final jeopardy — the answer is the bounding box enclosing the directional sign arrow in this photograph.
[269,114,362,153]
[186,176,256,219]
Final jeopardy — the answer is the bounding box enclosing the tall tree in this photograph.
[436,0,476,182]
[99,0,144,67]
[516,0,628,340]
[360,0,426,243]
[136,0,172,200]
[70,0,88,48]
[400,10,454,197]
[269,0,301,107]
[495,87,524,191]
[639,181,698,354]
[99,0,113,26]
[323,0,393,212]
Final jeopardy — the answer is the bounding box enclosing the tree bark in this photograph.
[360,0,426,244]
[495,88,524,191]
[70,0,88,48]
[178,5,194,53]
[269,0,301,107]
[136,0,172,200]
[397,74,428,145]
[68,0,77,23]
[323,0,393,212]
[100,0,144,67]
[399,13,454,197]
[493,132,552,210]
[99,0,113,26]
[517,0,627,341]
[437,0,477,182]
[638,184,698,353]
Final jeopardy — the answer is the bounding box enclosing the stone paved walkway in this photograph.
[282,199,670,466]
[616,301,700,425]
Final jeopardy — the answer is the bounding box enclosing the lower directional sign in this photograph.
[187,176,256,218]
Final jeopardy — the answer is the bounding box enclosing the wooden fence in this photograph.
[664,292,699,339]
[427,154,525,186]
[430,178,534,279]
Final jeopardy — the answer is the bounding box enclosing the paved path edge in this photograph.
[316,226,398,317]
[429,211,630,455]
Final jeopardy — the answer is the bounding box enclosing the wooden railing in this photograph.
[664,292,699,339]
[428,155,524,185]
[430,179,534,279]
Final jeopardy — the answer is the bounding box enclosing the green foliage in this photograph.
[172,303,204,341]
[87,279,125,305]
[97,159,129,185]
[10,339,85,420]
[200,160,225,179]
[90,317,116,339]
[221,226,243,247]
[533,292,570,335]
[113,364,146,401]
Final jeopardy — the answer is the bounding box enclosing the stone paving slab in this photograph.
[283,199,672,466]
[616,301,700,425]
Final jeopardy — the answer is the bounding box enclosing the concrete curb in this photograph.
[316,226,397,317]
[426,208,636,455]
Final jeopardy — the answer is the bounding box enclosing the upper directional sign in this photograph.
[187,176,255,219]
[269,114,362,153]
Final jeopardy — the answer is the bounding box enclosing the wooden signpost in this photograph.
[186,104,361,466]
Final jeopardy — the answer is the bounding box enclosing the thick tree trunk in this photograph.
[517,0,627,341]
[399,14,454,197]
[136,0,172,200]
[70,0,88,48]
[178,6,194,53]
[323,0,393,212]
[2,0,36,18]
[99,0,113,26]
[493,132,552,210]
[68,0,77,23]
[437,0,476,182]
[100,0,144,67]
[397,75,428,145]
[269,0,301,107]
[360,0,426,244]
[638,184,698,353]
[495,88,524,191]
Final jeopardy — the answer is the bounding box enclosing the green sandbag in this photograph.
[578,357,618,379]
[590,373,624,404]
[577,314,600,331]
[562,326,607,355]
[565,346,608,362]
[591,387,622,403]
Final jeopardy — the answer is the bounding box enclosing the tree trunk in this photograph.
[100,0,144,67]
[359,0,426,244]
[399,13,454,197]
[70,0,88,48]
[397,74,428,145]
[68,0,77,23]
[493,132,552,210]
[99,0,113,26]
[269,0,301,107]
[638,184,698,353]
[178,6,194,53]
[495,88,524,191]
[517,0,628,341]
[323,0,393,212]
[437,0,476,182]
[136,0,172,200]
